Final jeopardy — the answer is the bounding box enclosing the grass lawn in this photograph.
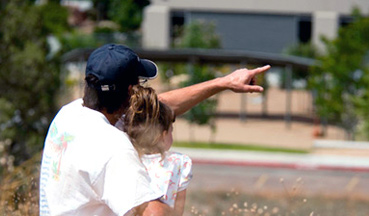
[173,141,309,154]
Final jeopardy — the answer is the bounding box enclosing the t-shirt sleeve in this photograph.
[178,154,193,192]
[100,149,163,216]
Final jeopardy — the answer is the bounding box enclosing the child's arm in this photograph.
[142,199,174,216]
[173,190,187,216]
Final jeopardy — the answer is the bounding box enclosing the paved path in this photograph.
[189,163,369,199]
[172,147,369,172]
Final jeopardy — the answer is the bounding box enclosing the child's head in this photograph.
[123,85,175,157]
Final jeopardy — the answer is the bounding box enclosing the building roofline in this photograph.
[62,48,317,71]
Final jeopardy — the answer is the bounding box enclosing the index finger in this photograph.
[249,65,271,76]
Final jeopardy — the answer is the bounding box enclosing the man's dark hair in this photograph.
[83,74,138,114]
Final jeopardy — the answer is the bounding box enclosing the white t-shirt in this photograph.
[39,99,161,216]
[141,151,193,208]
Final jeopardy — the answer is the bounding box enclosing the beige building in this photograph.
[142,0,369,52]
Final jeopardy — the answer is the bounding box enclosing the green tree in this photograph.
[92,0,149,32]
[174,21,221,49]
[355,66,369,140]
[283,42,320,89]
[309,9,369,140]
[40,1,70,36]
[0,0,68,170]
[174,21,221,141]
[109,0,149,32]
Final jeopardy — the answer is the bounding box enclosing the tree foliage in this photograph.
[174,21,221,134]
[174,21,221,49]
[0,0,68,168]
[92,0,149,32]
[309,9,369,140]
[40,1,70,36]
[283,42,320,88]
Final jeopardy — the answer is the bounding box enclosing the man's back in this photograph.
[39,99,160,216]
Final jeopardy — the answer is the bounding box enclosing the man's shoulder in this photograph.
[102,128,132,147]
[86,122,134,153]
[56,98,83,116]
[62,98,83,109]
[55,98,134,150]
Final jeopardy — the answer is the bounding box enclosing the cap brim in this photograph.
[138,59,158,80]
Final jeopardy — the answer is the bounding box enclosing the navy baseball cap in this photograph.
[86,44,158,91]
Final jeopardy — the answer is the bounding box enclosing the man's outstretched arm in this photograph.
[158,65,271,116]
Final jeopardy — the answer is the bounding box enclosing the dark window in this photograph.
[340,16,353,28]
[171,11,185,39]
[298,19,311,43]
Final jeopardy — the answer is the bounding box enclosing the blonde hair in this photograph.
[123,85,174,157]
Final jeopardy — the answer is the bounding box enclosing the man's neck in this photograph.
[102,110,120,125]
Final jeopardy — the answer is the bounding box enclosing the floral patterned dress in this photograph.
[141,151,193,208]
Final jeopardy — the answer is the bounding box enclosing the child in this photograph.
[123,85,193,216]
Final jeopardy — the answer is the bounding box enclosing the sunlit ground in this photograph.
[185,190,369,216]
[0,153,40,216]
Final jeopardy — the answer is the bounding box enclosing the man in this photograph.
[39,44,270,216]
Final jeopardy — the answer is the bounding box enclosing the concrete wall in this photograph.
[142,5,171,49]
[312,11,339,51]
[142,0,369,51]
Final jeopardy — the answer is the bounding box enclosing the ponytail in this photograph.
[123,85,174,157]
